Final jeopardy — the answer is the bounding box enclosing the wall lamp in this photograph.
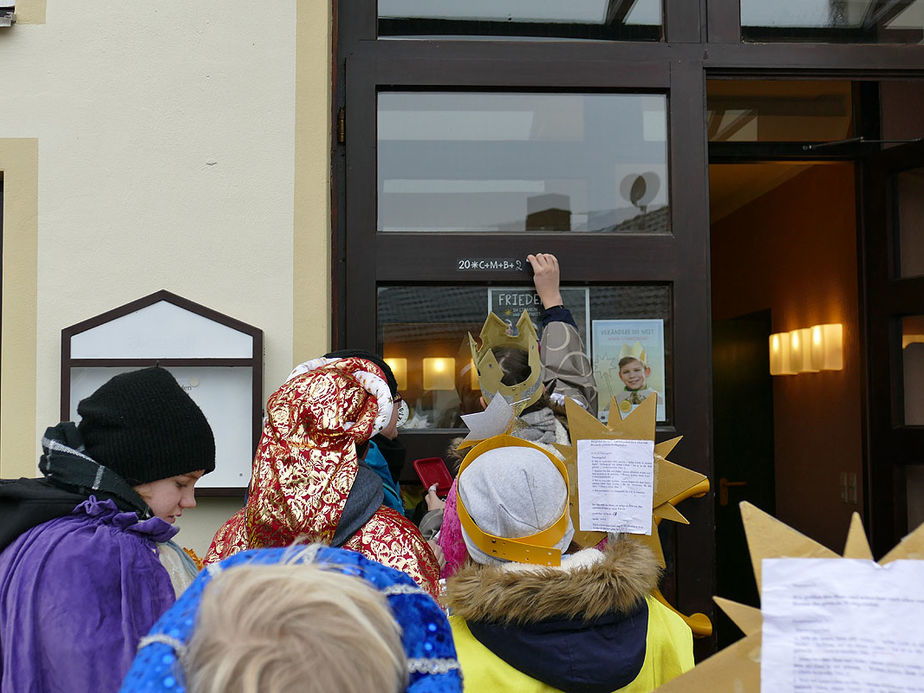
[422,357,456,390]
[770,323,843,375]
[384,357,408,391]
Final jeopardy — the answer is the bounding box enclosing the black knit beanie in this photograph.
[76,367,216,485]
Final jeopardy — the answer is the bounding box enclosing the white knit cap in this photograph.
[459,446,574,565]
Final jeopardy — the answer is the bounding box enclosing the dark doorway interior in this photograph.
[712,310,774,647]
[709,158,864,645]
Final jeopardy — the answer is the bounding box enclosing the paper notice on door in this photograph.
[576,438,654,535]
[761,558,924,693]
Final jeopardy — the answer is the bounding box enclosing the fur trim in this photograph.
[444,537,660,625]
[445,437,466,476]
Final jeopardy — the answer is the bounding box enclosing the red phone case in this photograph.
[413,457,453,496]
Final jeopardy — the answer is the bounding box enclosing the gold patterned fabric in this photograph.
[205,358,439,598]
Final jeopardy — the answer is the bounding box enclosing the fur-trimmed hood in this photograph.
[445,536,660,624]
[445,538,664,693]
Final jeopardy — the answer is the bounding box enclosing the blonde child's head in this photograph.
[186,563,408,693]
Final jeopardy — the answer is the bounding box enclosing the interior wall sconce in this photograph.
[384,357,408,391]
[422,357,456,390]
[769,332,795,375]
[769,323,843,375]
[810,323,843,371]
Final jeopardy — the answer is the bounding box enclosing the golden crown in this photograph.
[617,341,647,365]
[468,310,543,415]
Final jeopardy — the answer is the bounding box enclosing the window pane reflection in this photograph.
[896,167,924,278]
[903,316,924,426]
[378,93,669,234]
[378,0,662,40]
[377,284,671,430]
[741,0,924,44]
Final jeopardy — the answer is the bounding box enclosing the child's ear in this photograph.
[644,366,652,377]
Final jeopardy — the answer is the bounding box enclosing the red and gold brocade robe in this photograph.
[205,359,440,599]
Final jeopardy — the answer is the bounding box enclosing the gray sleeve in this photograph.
[540,320,598,415]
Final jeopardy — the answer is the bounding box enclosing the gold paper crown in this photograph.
[468,310,543,415]
[455,435,570,566]
[617,341,647,365]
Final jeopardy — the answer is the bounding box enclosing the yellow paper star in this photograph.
[556,395,711,635]
[656,502,924,691]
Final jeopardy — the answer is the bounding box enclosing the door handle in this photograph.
[719,477,747,506]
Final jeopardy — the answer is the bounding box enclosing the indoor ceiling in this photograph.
[709,162,815,223]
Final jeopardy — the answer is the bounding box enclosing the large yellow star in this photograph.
[656,503,924,691]
[556,395,711,635]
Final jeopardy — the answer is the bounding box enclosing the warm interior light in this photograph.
[769,332,795,375]
[422,357,456,391]
[788,330,805,372]
[384,357,407,391]
[809,323,843,371]
[785,328,818,373]
[796,328,818,372]
[771,323,844,375]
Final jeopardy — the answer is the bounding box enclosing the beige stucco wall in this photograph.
[0,0,332,555]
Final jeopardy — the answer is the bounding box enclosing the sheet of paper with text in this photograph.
[577,438,654,535]
[762,558,924,692]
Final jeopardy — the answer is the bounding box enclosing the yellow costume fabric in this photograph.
[450,595,692,692]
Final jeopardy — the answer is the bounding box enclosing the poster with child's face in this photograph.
[592,319,666,423]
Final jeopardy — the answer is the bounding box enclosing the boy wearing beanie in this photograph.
[0,367,215,693]
[444,436,693,692]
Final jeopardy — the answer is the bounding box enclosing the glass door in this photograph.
[336,2,714,644]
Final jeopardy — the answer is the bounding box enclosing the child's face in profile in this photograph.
[618,358,650,391]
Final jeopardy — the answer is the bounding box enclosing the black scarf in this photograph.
[0,423,152,551]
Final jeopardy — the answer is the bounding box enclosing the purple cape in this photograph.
[0,497,177,692]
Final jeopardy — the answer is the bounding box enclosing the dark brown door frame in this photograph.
[861,139,924,556]
[338,43,714,651]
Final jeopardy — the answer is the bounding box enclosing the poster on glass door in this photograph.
[592,318,665,423]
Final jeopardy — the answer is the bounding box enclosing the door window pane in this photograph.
[896,167,924,278]
[377,284,671,430]
[707,81,853,142]
[378,0,662,41]
[903,316,924,425]
[378,93,669,233]
[741,0,924,44]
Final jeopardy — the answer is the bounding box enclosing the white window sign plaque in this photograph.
[61,291,263,493]
[576,438,654,534]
